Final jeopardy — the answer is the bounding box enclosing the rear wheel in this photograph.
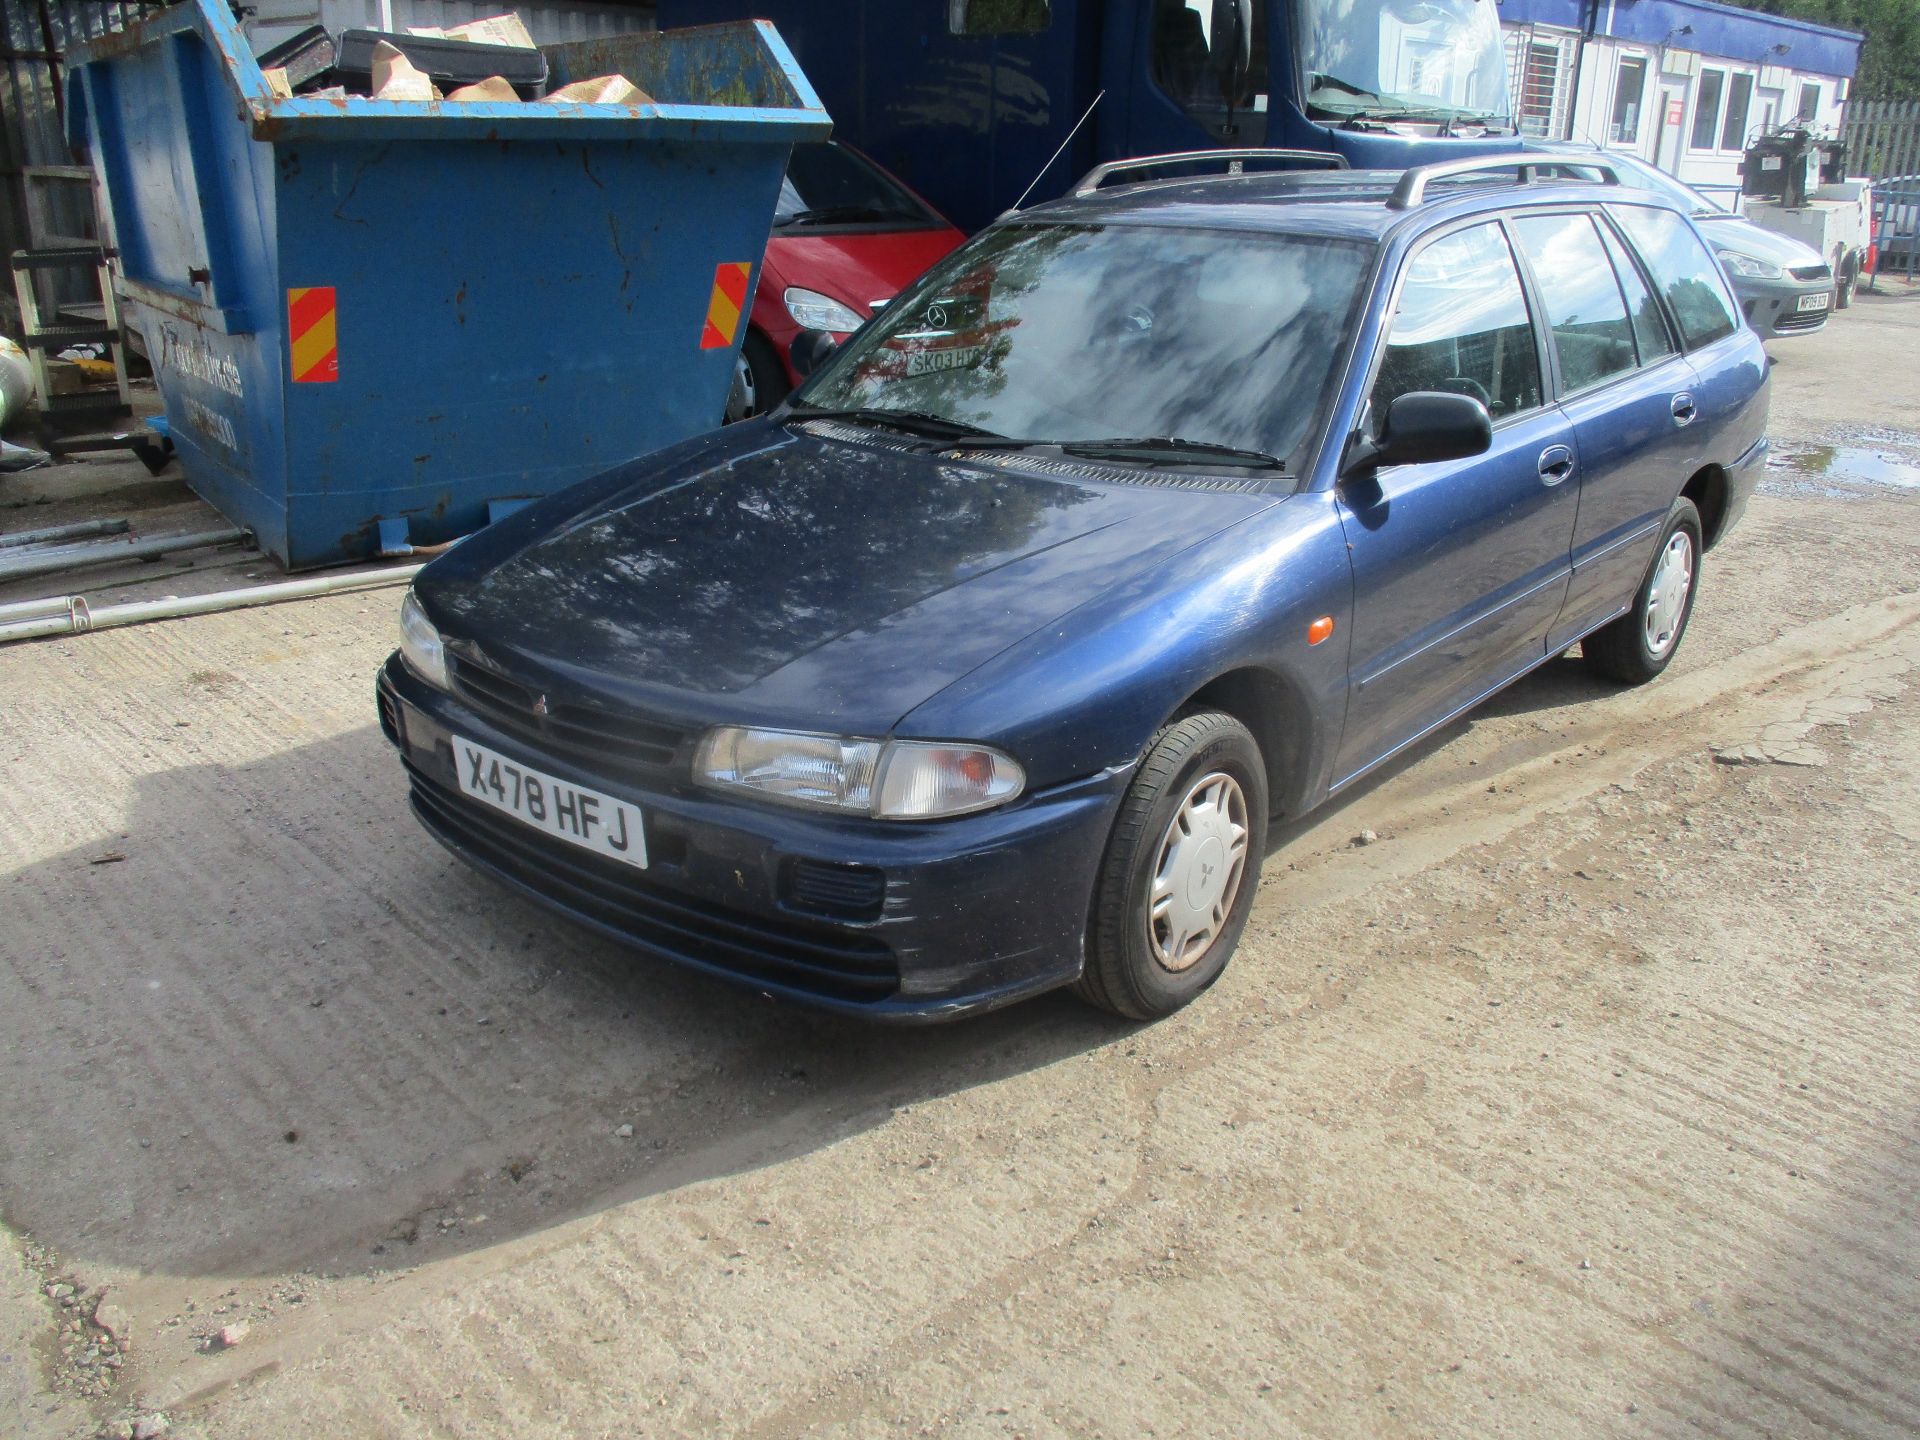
[1075,712,1268,1021]
[1583,497,1702,685]
[1835,253,1859,309]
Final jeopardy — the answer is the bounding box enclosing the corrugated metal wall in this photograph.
[0,0,655,332]
[0,0,170,327]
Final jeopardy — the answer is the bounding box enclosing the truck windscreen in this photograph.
[1302,0,1509,124]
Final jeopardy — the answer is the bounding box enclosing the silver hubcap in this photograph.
[1147,771,1250,973]
[1644,531,1694,657]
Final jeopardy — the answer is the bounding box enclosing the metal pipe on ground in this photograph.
[0,518,132,549]
[0,564,425,644]
[0,527,250,585]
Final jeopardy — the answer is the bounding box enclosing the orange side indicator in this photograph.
[699,261,752,350]
[1307,615,1335,646]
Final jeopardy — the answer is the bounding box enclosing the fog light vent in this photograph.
[784,859,885,920]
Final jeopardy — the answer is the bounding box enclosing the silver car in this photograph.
[1608,155,1835,338]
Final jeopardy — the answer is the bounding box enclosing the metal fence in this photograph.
[1843,100,1920,275]
[1843,98,1920,181]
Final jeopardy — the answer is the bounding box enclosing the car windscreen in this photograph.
[795,222,1375,467]
[774,143,936,229]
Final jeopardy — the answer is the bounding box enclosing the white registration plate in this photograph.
[1798,290,1832,313]
[905,344,983,377]
[452,736,647,869]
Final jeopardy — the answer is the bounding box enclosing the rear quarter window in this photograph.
[1609,203,1739,351]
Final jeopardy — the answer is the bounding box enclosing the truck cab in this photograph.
[657,0,1526,232]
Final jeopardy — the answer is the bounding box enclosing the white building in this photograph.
[1499,0,1863,199]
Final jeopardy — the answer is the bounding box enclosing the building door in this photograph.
[1655,84,1687,169]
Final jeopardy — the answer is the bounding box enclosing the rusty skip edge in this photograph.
[65,0,829,145]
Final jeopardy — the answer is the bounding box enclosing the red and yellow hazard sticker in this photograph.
[699,262,752,350]
[287,286,338,383]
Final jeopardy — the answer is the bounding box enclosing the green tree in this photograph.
[1723,0,1920,101]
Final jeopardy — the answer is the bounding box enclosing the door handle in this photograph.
[1671,392,1698,426]
[1537,445,1575,486]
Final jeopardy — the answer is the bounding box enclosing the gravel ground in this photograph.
[2,290,1917,1440]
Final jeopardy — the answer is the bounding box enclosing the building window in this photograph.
[1719,73,1754,150]
[1797,83,1821,122]
[1689,68,1725,150]
[1610,56,1648,144]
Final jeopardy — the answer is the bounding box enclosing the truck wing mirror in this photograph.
[1210,0,1252,96]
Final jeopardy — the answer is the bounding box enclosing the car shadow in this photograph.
[1,650,1620,1286]
[0,723,1128,1285]
[1264,648,1611,852]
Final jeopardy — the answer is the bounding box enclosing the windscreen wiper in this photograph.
[788,405,1005,444]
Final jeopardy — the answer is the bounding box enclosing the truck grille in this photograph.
[448,656,687,780]
[407,764,901,1004]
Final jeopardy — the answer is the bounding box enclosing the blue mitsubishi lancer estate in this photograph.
[378,153,1768,1022]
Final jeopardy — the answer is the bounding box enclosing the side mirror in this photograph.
[1210,0,1252,95]
[1343,391,1493,476]
[789,328,839,379]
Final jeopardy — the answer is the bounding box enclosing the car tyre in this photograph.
[1835,254,1859,309]
[723,331,791,424]
[1075,711,1268,1021]
[1583,497,1703,685]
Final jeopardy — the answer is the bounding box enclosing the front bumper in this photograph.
[377,657,1128,1021]
[1739,275,1833,338]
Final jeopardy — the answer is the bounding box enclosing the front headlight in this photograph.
[398,590,450,690]
[783,287,865,333]
[695,727,1025,819]
[1719,250,1784,279]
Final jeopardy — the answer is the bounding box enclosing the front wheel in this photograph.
[1075,712,1268,1020]
[1583,497,1703,685]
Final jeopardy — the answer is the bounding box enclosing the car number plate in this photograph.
[452,736,647,869]
[1798,290,1831,312]
[905,344,983,377]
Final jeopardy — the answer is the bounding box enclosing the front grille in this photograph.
[1775,309,1828,331]
[1789,263,1832,282]
[448,656,686,781]
[407,764,900,1003]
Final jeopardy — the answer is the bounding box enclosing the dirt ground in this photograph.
[2,287,1918,1440]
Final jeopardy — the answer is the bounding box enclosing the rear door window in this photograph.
[1596,218,1677,364]
[1610,204,1739,350]
[1372,221,1542,420]
[1510,213,1638,395]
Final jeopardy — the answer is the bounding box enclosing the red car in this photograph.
[727,141,964,420]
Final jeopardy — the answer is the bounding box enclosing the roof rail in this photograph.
[1070,148,1348,198]
[1387,154,1622,210]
